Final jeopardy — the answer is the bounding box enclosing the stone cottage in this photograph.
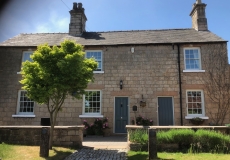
[0,0,228,134]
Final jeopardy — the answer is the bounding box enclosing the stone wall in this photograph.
[0,126,84,147]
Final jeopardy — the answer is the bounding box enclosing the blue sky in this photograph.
[0,0,229,59]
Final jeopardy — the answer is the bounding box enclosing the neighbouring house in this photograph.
[0,0,228,134]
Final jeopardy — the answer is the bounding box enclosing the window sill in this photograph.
[185,116,209,119]
[79,115,104,118]
[12,115,36,118]
[93,71,104,74]
[17,72,21,74]
[183,70,205,73]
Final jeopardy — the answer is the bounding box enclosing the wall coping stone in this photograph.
[0,125,84,129]
[126,125,230,129]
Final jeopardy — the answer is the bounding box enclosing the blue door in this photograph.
[158,97,174,126]
[115,97,128,133]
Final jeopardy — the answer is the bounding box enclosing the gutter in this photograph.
[177,44,183,126]
[173,44,183,126]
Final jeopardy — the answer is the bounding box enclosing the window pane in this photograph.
[84,91,101,114]
[186,90,203,116]
[23,52,33,62]
[18,91,34,114]
[184,49,200,70]
[86,51,102,71]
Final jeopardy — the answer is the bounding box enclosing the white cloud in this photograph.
[35,10,68,33]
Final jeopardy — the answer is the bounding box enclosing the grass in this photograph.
[0,143,76,160]
[128,151,230,160]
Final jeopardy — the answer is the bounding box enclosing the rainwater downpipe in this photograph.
[175,44,183,126]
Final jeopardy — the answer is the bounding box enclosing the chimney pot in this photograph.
[78,3,82,9]
[196,0,201,4]
[73,3,77,10]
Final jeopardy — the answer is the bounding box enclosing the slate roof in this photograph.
[0,29,226,47]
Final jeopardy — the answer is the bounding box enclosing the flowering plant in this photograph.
[132,115,153,126]
[190,117,204,125]
[83,117,109,135]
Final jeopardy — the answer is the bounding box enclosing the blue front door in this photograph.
[115,97,128,133]
[158,97,174,126]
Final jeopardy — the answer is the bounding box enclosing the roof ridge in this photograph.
[86,28,193,33]
[18,28,194,35]
[20,32,68,35]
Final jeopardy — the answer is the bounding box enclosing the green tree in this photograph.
[20,40,98,149]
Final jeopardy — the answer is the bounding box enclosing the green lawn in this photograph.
[0,143,75,160]
[128,151,230,160]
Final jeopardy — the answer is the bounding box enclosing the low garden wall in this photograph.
[0,126,84,147]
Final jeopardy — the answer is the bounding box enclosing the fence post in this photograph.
[148,128,157,160]
[40,127,49,157]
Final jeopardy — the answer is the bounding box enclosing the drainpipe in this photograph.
[177,44,183,126]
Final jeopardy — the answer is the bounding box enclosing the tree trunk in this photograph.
[49,112,54,149]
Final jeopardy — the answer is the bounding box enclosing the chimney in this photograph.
[190,0,208,31]
[69,2,87,36]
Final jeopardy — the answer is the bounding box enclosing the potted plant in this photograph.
[190,117,204,125]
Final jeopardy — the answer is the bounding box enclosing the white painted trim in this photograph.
[85,50,103,72]
[157,96,175,126]
[79,115,104,118]
[185,90,206,117]
[183,70,205,73]
[183,47,202,70]
[17,90,35,115]
[93,71,104,74]
[185,116,209,119]
[12,115,35,118]
[82,90,102,115]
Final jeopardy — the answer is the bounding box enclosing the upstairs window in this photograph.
[85,51,103,72]
[184,48,202,71]
[22,51,33,63]
[18,51,33,74]
[17,90,35,115]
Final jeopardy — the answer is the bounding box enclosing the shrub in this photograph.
[83,117,109,135]
[129,129,148,144]
[192,129,230,153]
[157,130,173,144]
[128,128,230,153]
[133,115,153,126]
[157,129,195,150]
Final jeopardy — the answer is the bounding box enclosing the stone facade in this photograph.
[0,42,229,134]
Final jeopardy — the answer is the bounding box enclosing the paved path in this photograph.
[65,135,128,160]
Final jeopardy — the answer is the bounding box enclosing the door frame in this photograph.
[157,96,175,126]
[113,96,130,133]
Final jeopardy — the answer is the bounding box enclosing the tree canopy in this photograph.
[20,40,97,103]
[20,40,98,148]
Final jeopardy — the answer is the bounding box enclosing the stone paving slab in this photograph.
[65,135,128,160]
[64,148,127,160]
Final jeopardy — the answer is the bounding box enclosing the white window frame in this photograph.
[185,90,208,119]
[12,90,35,117]
[85,50,104,74]
[17,51,34,74]
[79,90,103,118]
[183,48,205,72]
